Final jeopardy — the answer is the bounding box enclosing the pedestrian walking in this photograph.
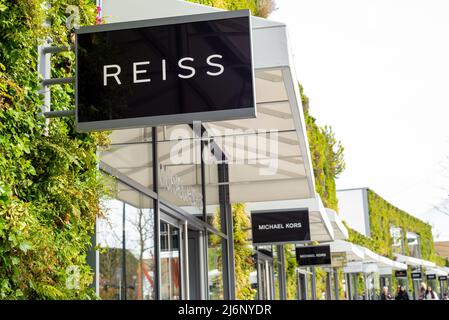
[418,282,427,300]
[425,286,439,300]
[381,286,392,300]
[395,285,409,300]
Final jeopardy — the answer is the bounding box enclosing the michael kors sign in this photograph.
[250,209,310,245]
[75,10,255,132]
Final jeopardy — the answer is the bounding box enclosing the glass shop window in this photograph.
[390,226,404,255]
[406,232,421,258]
[98,182,155,300]
[208,232,225,300]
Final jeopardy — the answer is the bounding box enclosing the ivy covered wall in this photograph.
[188,0,275,18]
[300,84,345,212]
[0,0,108,299]
[365,189,444,264]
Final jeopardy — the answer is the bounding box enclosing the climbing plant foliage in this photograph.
[0,0,108,299]
[188,0,275,18]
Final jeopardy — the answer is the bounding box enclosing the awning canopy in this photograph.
[325,209,349,240]
[425,267,448,277]
[394,253,436,268]
[343,261,378,274]
[330,240,365,262]
[100,0,323,214]
[333,242,406,274]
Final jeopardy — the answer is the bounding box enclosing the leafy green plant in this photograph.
[0,0,108,299]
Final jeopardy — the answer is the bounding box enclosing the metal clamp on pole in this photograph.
[42,45,74,54]
[43,110,75,118]
[41,77,75,86]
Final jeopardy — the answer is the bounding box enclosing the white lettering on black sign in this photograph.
[251,209,310,245]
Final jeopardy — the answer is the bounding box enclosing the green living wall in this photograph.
[188,0,275,18]
[364,189,443,263]
[0,0,108,299]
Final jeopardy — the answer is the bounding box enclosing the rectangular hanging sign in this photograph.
[250,209,310,245]
[426,274,437,280]
[75,10,256,132]
[438,275,447,281]
[296,245,332,267]
[411,272,422,279]
[395,270,408,278]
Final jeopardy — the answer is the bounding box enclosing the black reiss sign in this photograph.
[296,245,331,267]
[75,10,255,132]
[411,272,422,279]
[251,209,310,245]
[426,274,437,280]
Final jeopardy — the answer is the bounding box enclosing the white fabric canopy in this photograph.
[394,253,436,268]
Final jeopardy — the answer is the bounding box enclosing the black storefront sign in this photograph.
[395,270,408,278]
[296,245,331,267]
[251,209,310,245]
[438,276,447,281]
[76,10,255,132]
[411,272,422,279]
[426,274,437,280]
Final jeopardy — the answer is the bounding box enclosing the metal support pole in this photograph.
[277,245,287,300]
[152,127,161,300]
[333,268,340,300]
[325,271,332,300]
[345,273,352,300]
[38,44,51,135]
[311,267,317,300]
[183,221,190,300]
[122,202,127,300]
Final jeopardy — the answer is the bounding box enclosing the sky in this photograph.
[269,0,449,241]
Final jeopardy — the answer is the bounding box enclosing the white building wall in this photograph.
[336,188,370,237]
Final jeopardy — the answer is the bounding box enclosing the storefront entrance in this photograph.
[159,208,204,300]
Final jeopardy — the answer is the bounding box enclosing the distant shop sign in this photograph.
[411,272,422,280]
[250,209,310,245]
[75,10,255,132]
[395,270,407,278]
[438,276,447,281]
[426,274,437,280]
[296,245,332,267]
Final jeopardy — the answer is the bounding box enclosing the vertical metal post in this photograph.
[311,267,317,300]
[325,271,332,300]
[152,127,161,300]
[277,245,287,300]
[218,162,235,300]
[122,202,127,300]
[38,43,51,135]
[183,221,190,300]
[346,273,352,300]
[333,268,340,300]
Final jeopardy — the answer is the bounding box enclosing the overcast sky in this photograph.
[270,0,449,241]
